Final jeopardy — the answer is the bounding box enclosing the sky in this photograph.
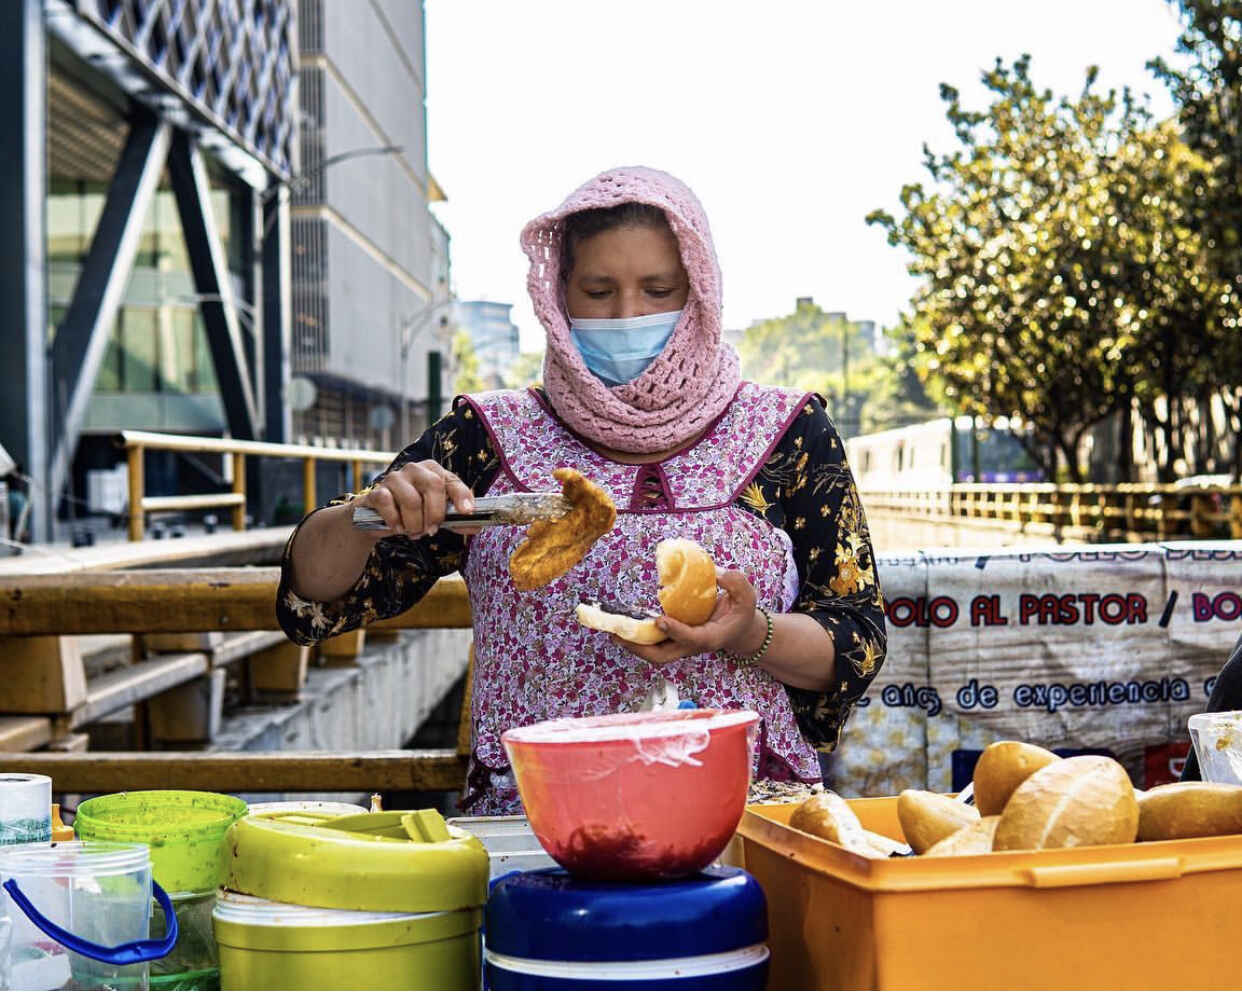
[424,1,1185,352]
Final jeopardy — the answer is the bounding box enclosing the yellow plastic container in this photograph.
[735,797,1242,990]
[213,891,481,991]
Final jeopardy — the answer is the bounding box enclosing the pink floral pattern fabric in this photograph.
[461,383,820,814]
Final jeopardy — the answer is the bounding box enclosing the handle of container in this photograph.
[1022,856,1183,889]
[2,877,178,966]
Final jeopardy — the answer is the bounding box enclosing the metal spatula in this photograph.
[351,491,570,532]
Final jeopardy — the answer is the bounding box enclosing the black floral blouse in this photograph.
[277,390,887,754]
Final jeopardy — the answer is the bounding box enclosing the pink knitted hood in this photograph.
[520,166,741,454]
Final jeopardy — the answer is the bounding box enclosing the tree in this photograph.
[869,55,1230,482]
[858,321,945,435]
[736,300,879,436]
[450,331,487,395]
[502,350,545,389]
[1151,1,1242,478]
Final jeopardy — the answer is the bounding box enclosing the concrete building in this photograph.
[291,0,451,454]
[1,0,299,541]
[455,300,521,388]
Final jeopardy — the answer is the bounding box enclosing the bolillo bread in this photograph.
[655,539,719,625]
[577,538,718,644]
[897,790,981,854]
[573,602,666,645]
[1136,781,1242,841]
[972,740,1060,816]
[789,791,887,858]
[993,755,1138,852]
[924,816,1000,857]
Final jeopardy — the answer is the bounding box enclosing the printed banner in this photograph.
[826,542,1242,796]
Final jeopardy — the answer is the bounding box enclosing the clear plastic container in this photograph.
[1189,710,1242,784]
[0,841,177,991]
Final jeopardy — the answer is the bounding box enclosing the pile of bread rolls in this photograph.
[789,741,1242,858]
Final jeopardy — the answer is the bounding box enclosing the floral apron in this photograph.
[459,383,822,814]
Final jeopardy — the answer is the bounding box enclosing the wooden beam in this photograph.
[0,716,53,752]
[0,526,293,577]
[0,749,470,793]
[142,493,245,513]
[0,571,470,635]
[73,652,209,728]
[0,636,87,714]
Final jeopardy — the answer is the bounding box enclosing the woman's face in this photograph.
[564,224,690,320]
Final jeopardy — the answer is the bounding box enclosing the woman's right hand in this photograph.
[354,459,476,538]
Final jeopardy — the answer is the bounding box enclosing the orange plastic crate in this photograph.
[735,797,1242,990]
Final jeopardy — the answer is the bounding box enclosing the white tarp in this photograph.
[825,542,1242,796]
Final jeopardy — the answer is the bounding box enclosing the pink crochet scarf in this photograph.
[520,166,741,454]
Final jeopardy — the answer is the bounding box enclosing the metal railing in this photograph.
[861,482,1242,543]
[120,430,396,541]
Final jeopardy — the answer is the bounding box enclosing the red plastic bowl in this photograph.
[501,709,759,881]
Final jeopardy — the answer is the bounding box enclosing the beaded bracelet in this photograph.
[727,608,774,669]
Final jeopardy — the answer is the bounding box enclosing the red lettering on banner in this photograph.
[1100,594,1128,625]
[1080,593,1100,624]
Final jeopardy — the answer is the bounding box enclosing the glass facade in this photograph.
[46,64,254,431]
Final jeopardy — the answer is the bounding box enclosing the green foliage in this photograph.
[869,55,1238,482]
[450,331,487,395]
[736,301,939,437]
[1151,1,1242,478]
[502,350,545,389]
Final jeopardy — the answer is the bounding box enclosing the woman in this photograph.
[278,166,887,814]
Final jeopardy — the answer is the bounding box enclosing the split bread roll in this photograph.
[992,755,1139,852]
[576,539,718,644]
[789,791,887,858]
[972,740,1060,816]
[573,603,665,645]
[897,790,980,854]
[1137,781,1242,841]
[924,816,1000,857]
[655,539,718,625]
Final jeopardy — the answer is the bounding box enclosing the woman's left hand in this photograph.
[612,569,768,665]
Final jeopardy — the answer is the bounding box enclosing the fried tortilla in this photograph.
[508,467,616,591]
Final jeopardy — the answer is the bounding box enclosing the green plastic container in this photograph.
[213,892,481,991]
[75,791,248,892]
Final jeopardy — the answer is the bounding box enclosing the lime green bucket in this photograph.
[75,791,248,892]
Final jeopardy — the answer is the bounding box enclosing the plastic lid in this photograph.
[503,709,758,745]
[212,890,481,953]
[484,866,766,962]
[226,809,489,914]
[0,841,150,878]
[213,890,430,927]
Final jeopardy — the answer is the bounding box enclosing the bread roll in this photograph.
[897,790,981,854]
[924,816,1000,857]
[789,791,884,857]
[973,740,1060,816]
[656,538,718,625]
[573,603,666,644]
[993,755,1138,852]
[1137,781,1242,841]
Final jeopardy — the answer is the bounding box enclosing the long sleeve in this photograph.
[276,400,500,645]
[740,396,887,751]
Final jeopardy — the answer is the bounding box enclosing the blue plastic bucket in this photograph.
[484,866,768,990]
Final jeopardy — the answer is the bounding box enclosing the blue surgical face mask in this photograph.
[569,309,683,386]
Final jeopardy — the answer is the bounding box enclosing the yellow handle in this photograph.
[1023,856,1183,888]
